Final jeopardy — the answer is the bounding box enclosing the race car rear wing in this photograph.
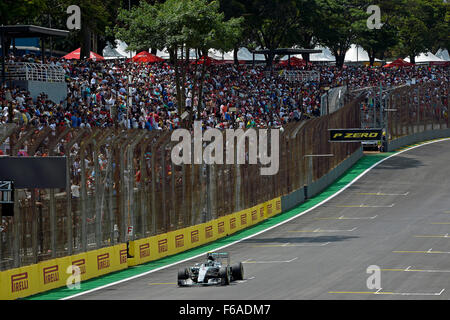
[207,252,230,264]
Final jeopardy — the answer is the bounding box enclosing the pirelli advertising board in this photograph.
[329,129,383,142]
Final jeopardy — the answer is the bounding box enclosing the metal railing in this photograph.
[280,70,320,83]
[0,81,447,271]
[0,97,361,270]
[0,62,65,83]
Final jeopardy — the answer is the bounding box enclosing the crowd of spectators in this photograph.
[0,53,449,133]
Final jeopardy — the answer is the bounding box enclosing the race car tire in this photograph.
[219,266,231,285]
[231,262,244,281]
[177,268,190,286]
[178,268,189,280]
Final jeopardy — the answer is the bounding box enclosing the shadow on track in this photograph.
[375,155,423,170]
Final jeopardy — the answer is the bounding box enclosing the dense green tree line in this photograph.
[1,0,448,67]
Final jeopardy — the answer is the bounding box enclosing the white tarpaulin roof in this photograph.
[344,44,381,62]
[436,49,450,61]
[208,49,234,61]
[231,47,266,61]
[156,48,205,60]
[102,42,127,60]
[405,52,445,63]
[156,47,266,61]
[309,46,335,62]
[114,40,135,58]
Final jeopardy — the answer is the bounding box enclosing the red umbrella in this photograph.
[62,48,105,61]
[383,58,414,68]
[131,51,164,63]
[279,56,306,67]
[194,56,220,66]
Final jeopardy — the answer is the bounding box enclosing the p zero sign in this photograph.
[329,129,382,142]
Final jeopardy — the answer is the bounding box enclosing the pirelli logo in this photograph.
[140,243,150,258]
[267,203,273,215]
[276,200,281,211]
[241,213,247,225]
[329,129,382,142]
[175,234,184,248]
[11,272,29,293]
[43,265,59,285]
[218,221,225,234]
[72,259,86,275]
[97,253,110,270]
[119,249,127,264]
[230,217,236,229]
[259,206,265,218]
[205,225,213,239]
[251,210,257,221]
[158,239,168,253]
[191,230,199,243]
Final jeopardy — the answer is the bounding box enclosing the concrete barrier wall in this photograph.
[306,147,363,199]
[281,146,364,210]
[387,129,450,152]
[12,80,67,105]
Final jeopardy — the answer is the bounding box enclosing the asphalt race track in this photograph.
[72,140,450,300]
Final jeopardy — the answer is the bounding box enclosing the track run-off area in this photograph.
[27,138,450,300]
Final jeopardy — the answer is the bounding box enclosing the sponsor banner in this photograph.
[139,243,151,260]
[228,214,238,233]
[259,203,266,220]
[70,252,90,282]
[204,223,216,242]
[128,236,160,266]
[112,243,128,272]
[38,258,68,291]
[188,226,201,248]
[216,218,227,237]
[0,265,39,300]
[329,128,382,142]
[265,197,282,218]
[118,245,128,266]
[157,234,169,258]
[274,197,282,215]
[86,249,111,278]
[238,210,250,229]
[167,229,188,255]
[266,200,274,217]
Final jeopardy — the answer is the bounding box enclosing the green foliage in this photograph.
[0,0,47,25]
[390,0,448,61]
[115,0,243,55]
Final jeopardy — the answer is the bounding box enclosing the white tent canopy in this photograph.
[156,48,219,60]
[114,40,135,59]
[309,46,335,62]
[102,42,127,60]
[405,52,445,63]
[435,48,450,61]
[232,47,266,61]
[208,49,234,61]
[155,47,266,62]
[344,44,381,62]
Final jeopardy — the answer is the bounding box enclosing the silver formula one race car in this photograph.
[177,252,244,286]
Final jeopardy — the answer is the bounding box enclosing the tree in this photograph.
[0,0,46,25]
[243,0,303,67]
[313,0,367,69]
[115,0,242,124]
[0,0,46,57]
[354,0,400,66]
[392,0,448,63]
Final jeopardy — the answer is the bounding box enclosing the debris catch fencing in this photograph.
[1,97,361,270]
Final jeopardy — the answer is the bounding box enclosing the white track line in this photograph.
[61,137,450,300]
[243,257,299,264]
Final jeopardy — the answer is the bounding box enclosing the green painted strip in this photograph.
[24,138,448,300]
[25,153,390,300]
